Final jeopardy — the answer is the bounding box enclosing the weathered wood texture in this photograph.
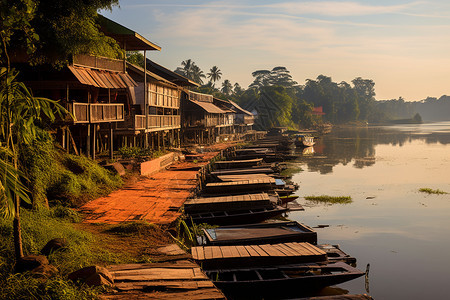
[104,260,225,300]
[184,193,271,212]
[192,242,327,269]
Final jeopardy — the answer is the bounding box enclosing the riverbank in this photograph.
[0,142,239,299]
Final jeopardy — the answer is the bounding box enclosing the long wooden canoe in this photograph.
[205,262,365,299]
[201,221,317,246]
[187,205,288,226]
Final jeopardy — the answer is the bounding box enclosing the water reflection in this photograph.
[300,122,450,174]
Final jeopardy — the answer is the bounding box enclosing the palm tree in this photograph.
[207,66,222,88]
[0,67,65,261]
[221,79,233,96]
[191,64,206,85]
[181,59,193,79]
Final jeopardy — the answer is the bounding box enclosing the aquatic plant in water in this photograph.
[418,188,448,195]
[304,195,353,204]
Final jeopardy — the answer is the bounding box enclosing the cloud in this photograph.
[271,1,422,17]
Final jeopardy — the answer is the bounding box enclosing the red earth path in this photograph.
[79,143,235,225]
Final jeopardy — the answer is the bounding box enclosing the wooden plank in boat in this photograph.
[272,243,298,256]
[249,245,270,257]
[211,246,222,259]
[285,242,316,256]
[259,244,286,257]
[235,245,251,257]
[204,246,213,260]
[244,245,260,256]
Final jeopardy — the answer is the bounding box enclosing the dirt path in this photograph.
[79,143,236,225]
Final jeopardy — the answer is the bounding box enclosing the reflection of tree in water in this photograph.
[302,126,450,174]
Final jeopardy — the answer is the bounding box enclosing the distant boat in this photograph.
[294,134,315,147]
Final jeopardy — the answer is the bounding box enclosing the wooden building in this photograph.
[181,91,235,144]
[213,98,255,138]
[116,62,182,150]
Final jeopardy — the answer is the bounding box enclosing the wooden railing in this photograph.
[133,115,181,130]
[68,102,124,123]
[243,115,255,125]
[73,54,124,72]
[188,91,213,103]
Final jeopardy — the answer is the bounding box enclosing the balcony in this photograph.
[118,114,181,132]
[68,102,124,124]
[73,54,124,73]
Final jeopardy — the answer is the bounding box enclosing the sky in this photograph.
[101,0,450,101]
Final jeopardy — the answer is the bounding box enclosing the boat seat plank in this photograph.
[272,244,298,256]
[244,245,260,256]
[220,246,235,258]
[249,245,270,256]
[204,246,213,260]
[235,245,251,257]
[211,246,223,259]
[300,242,327,256]
[285,242,316,256]
[259,244,286,256]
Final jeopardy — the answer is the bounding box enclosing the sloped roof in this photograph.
[146,59,199,87]
[126,62,177,87]
[228,100,253,116]
[68,65,137,89]
[98,15,161,51]
[189,100,226,114]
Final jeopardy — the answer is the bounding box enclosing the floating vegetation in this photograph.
[280,163,303,178]
[305,195,353,204]
[418,188,448,195]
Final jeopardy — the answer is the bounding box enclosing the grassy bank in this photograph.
[0,207,128,299]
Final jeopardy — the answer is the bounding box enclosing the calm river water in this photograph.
[289,122,450,300]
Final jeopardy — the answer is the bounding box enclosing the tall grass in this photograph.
[0,208,126,299]
[21,137,122,207]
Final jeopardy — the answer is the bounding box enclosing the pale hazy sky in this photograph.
[101,0,450,101]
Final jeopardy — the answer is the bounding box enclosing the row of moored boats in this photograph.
[183,132,370,299]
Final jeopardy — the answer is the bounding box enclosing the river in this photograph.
[289,122,450,300]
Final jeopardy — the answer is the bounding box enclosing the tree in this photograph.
[1,0,121,67]
[126,51,144,68]
[233,82,243,95]
[207,66,222,88]
[221,79,233,96]
[174,59,206,85]
[0,67,65,262]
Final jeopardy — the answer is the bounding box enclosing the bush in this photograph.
[21,137,122,207]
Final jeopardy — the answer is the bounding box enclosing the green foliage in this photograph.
[126,51,144,68]
[207,66,222,88]
[304,195,353,204]
[117,146,166,160]
[0,208,127,299]
[418,188,448,195]
[174,59,206,85]
[0,273,104,300]
[21,137,122,207]
[1,0,121,67]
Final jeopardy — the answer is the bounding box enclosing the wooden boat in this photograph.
[192,242,327,269]
[200,221,317,246]
[184,193,275,213]
[317,244,357,265]
[203,178,275,194]
[279,195,299,204]
[295,134,315,147]
[187,205,288,226]
[210,167,275,176]
[214,158,262,169]
[205,262,365,299]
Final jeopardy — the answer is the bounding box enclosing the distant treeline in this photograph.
[171,60,447,128]
[376,96,450,122]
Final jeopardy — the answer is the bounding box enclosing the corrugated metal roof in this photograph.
[189,100,226,114]
[68,65,137,89]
